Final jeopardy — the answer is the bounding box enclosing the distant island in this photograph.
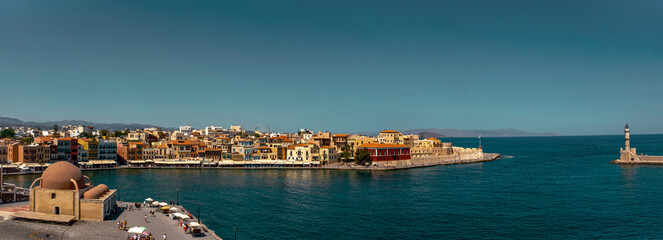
[357,128,560,138]
[0,116,172,131]
[0,116,559,137]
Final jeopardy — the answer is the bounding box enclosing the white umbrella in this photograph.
[145,198,154,202]
[158,202,168,206]
[169,207,179,212]
[127,227,146,234]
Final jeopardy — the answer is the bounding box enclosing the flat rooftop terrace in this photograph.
[0,202,221,240]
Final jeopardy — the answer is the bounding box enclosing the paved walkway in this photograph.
[0,202,221,240]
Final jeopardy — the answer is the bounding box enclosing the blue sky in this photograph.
[1,0,662,135]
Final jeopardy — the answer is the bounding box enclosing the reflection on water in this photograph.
[3,135,663,239]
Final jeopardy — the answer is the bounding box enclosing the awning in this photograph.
[127,227,146,234]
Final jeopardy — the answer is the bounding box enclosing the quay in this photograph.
[0,153,501,176]
[0,201,221,240]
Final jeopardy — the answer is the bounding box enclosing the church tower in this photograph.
[624,123,630,151]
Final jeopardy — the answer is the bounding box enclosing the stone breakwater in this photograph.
[611,155,663,165]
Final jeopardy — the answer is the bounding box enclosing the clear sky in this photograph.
[1,0,662,135]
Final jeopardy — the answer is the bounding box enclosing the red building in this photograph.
[356,143,411,161]
[55,137,79,162]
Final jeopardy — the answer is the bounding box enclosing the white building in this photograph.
[98,140,117,160]
[179,125,192,134]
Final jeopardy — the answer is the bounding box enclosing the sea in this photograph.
[5,135,663,239]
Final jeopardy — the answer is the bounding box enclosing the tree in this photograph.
[80,132,94,139]
[123,129,130,136]
[113,131,124,138]
[99,129,110,137]
[253,133,260,138]
[0,129,16,138]
[53,124,58,132]
[20,137,34,144]
[355,149,372,165]
[158,131,167,139]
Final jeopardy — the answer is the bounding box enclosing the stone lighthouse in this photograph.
[619,123,636,162]
[624,123,630,151]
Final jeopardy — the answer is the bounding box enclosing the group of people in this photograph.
[127,232,166,240]
[117,219,128,231]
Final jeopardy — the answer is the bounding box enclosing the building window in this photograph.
[51,193,56,199]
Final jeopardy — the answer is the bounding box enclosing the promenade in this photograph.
[0,202,221,240]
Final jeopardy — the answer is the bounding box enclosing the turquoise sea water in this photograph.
[5,135,663,239]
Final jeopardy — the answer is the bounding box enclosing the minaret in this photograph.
[624,123,630,151]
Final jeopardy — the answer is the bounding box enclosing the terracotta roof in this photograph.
[257,146,271,149]
[425,137,440,141]
[357,143,409,148]
[380,130,400,133]
[287,145,296,149]
[206,148,224,151]
[157,144,168,149]
[56,137,78,141]
[35,136,54,142]
[321,146,334,149]
[333,134,350,137]
[171,140,193,145]
[216,137,229,140]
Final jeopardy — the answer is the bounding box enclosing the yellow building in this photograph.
[78,139,99,160]
[347,135,376,153]
[14,161,117,223]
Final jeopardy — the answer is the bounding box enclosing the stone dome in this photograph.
[41,161,86,190]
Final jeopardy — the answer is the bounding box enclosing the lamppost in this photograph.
[197,203,201,223]
[176,188,179,205]
[118,186,121,202]
[234,227,237,240]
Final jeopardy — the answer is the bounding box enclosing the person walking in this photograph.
[162,233,167,240]
[117,221,120,230]
[144,215,147,222]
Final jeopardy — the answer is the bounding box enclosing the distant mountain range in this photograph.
[358,128,560,137]
[0,116,171,131]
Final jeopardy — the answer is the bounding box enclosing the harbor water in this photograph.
[5,135,663,239]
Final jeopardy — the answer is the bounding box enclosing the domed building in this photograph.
[15,161,117,222]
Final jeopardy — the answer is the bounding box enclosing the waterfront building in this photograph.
[254,146,277,160]
[117,142,147,163]
[77,145,88,162]
[232,139,255,160]
[332,134,350,150]
[169,140,196,159]
[0,144,7,163]
[286,143,318,161]
[211,137,232,153]
[347,135,376,153]
[142,147,158,160]
[78,139,99,160]
[411,138,443,157]
[54,137,79,162]
[320,146,341,165]
[376,130,418,147]
[356,143,411,166]
[97,140,117,161]
[15,161,117,222]
[155,143,173,159]
[7,143,19,163]
[19,145,51,164]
